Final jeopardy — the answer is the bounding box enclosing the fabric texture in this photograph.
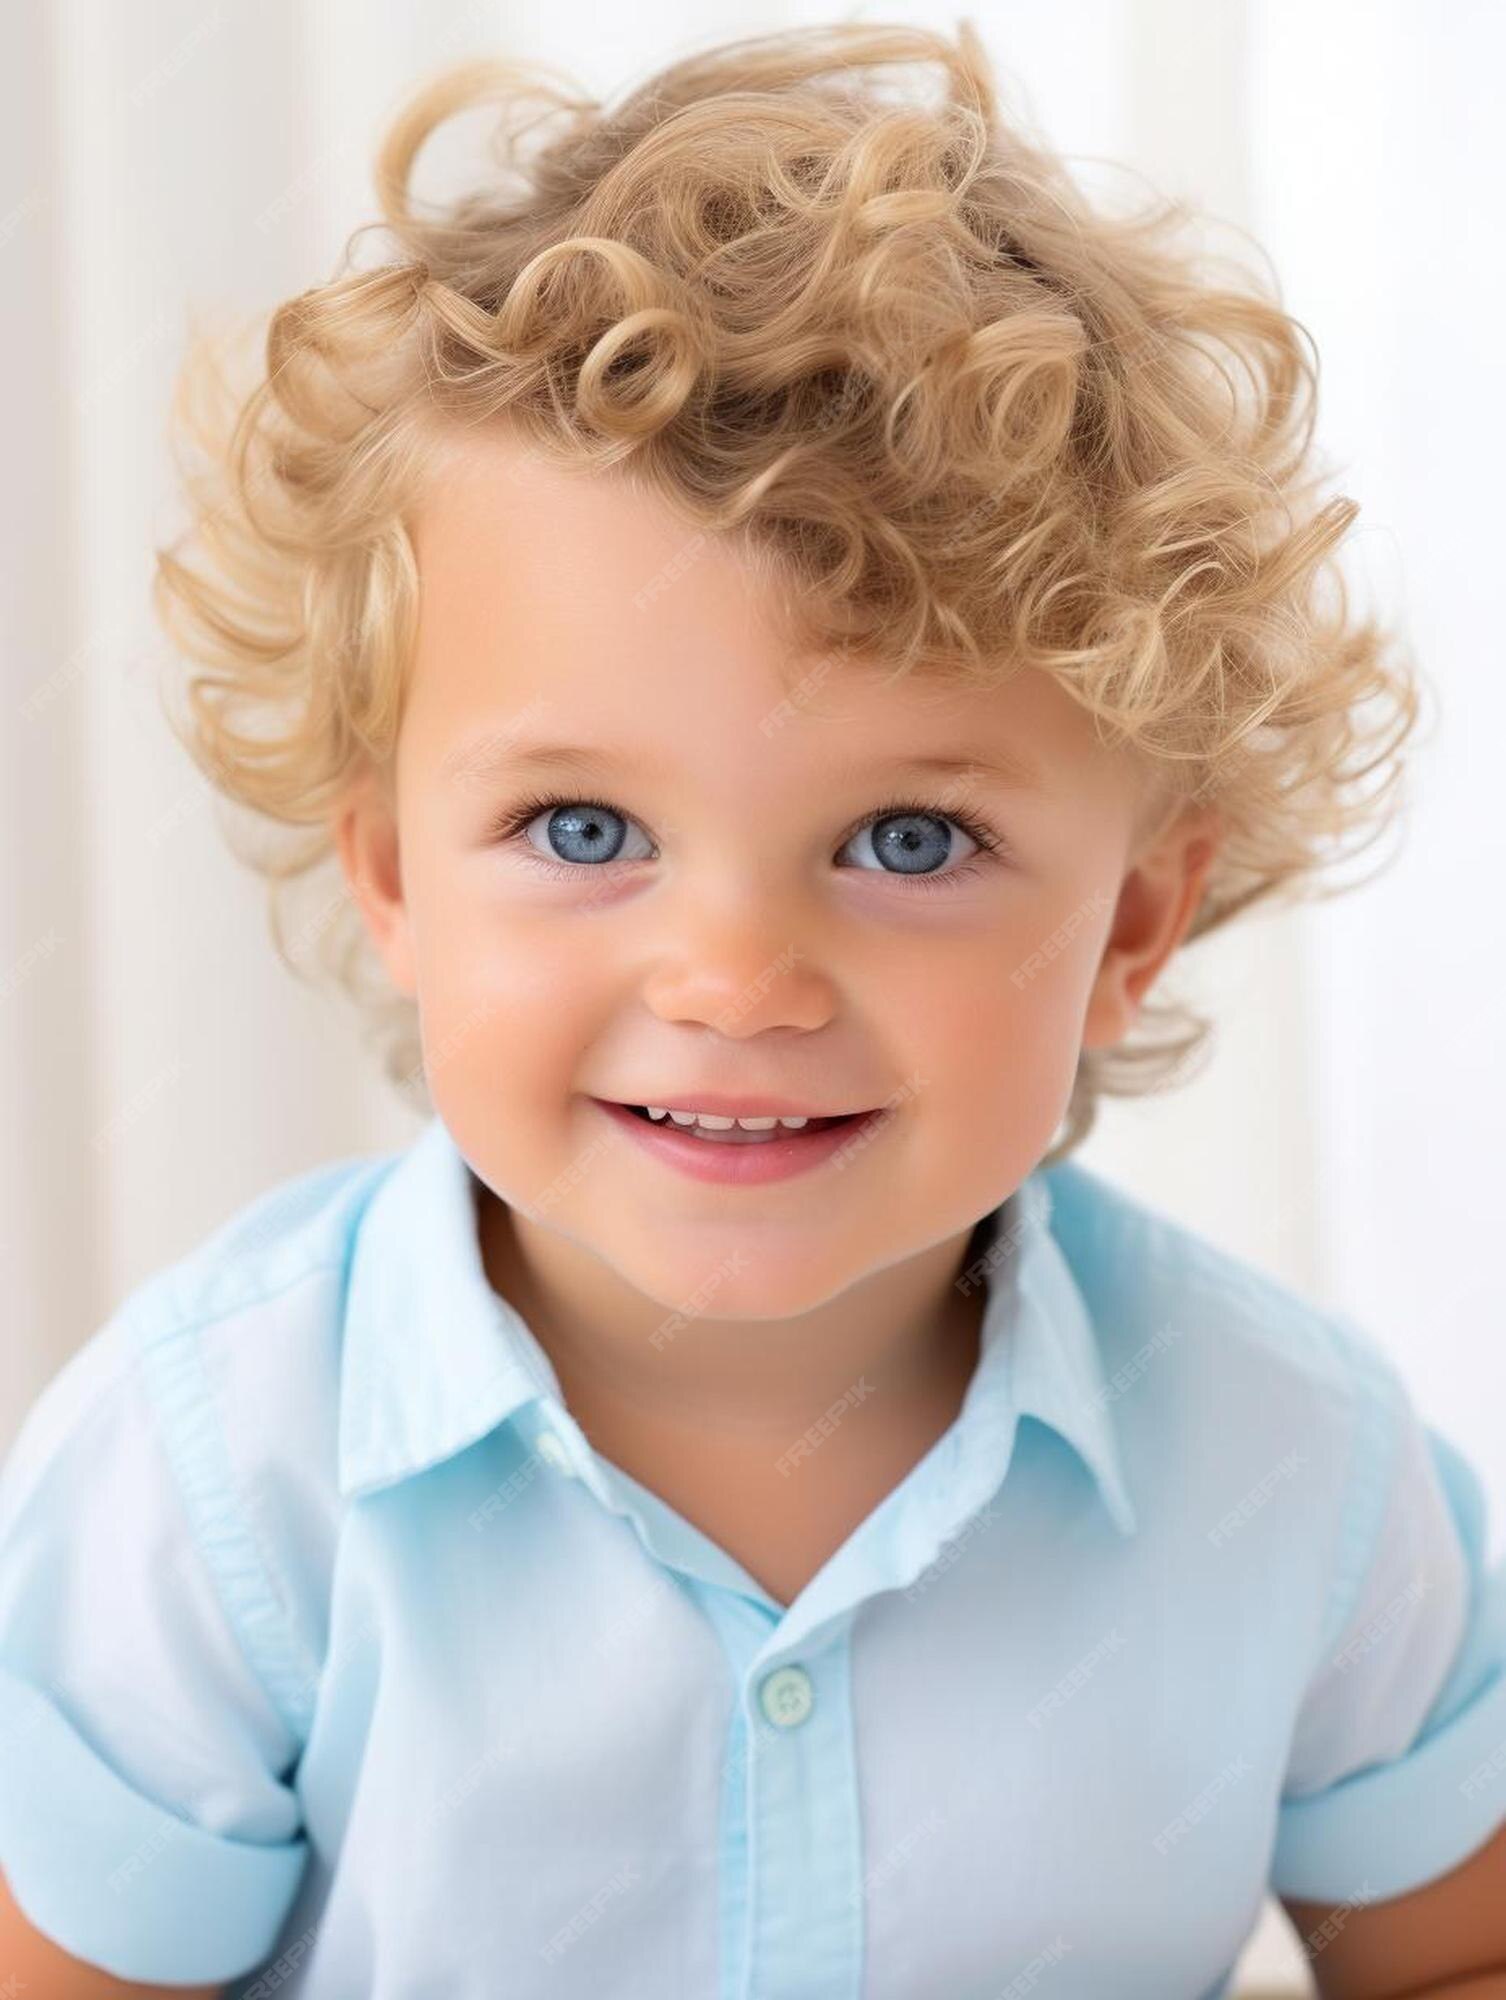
[1,1111,1501,1996]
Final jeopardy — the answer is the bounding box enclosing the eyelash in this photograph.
[486,788,1010,892]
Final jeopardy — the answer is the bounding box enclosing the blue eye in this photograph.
[510,798,652,868]
[841,808,984,878]
[488,790,1008,890]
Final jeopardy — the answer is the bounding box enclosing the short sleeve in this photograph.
[0,1310,310,1984]
[1270,1338,1506,1904]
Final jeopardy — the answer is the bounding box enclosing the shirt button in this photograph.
[758,1664,814,1729]
[535,1428,577,1477]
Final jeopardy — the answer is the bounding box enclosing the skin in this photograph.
[1281,1826,1506,1997]
[329,421,1506,1995]
[10,422,1497,1996]
[331,419,1219,1604]
[0,1865,220,1999]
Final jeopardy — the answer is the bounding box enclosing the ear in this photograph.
[330,763,418,1000]
[1080,798,1222,1051]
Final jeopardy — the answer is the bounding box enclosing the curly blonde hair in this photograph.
[151,18,1423,1166]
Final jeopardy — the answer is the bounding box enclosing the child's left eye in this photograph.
[838,803,1003,886]
[486,790,1011,891]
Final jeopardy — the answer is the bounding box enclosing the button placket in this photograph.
[741,1636,863,1997]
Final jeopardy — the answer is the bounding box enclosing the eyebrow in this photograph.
[441,736,1049,795]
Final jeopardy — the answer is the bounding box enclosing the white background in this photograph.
[3,4,1501,1989]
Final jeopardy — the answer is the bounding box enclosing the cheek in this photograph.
[913,902,1107,1140]
[407,861,598,1098]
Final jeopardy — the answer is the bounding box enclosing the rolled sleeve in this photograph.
[0,1311,310,1983]
[1270,1339,1506,1905]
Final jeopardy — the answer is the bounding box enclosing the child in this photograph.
[2,20,1503,1998]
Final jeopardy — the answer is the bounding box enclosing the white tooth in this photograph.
[643,1105,813,1131]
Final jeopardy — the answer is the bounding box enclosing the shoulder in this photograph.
[1039,1153,1391,1405]
[126,1143,400,1470]
[0,1158,405,1978]
[130,1144,398,1343]
[1,1141,411,1753]
[6,1140,403,1629]
[1037,1157,1413,1642]
[132,1146,409,1515]
[1036,1170,1506,1909]
[13,1146,393,1457]
[12,1145,385,1426]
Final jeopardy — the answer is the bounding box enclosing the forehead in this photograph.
[405,422,1140,801]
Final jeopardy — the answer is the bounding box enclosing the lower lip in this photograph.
[589,1099,889,1186]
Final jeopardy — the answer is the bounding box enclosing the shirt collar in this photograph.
[337,1111,1137,1537]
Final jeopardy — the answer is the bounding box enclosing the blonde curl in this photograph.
[151,19,1424,1160]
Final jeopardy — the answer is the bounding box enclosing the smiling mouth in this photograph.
[617,1104,861,1142]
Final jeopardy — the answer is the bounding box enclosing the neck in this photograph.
[474,1182,992,1457]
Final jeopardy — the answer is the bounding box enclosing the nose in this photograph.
[637,890,839,1036]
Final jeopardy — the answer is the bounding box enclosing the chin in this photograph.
[606,1235,872,1324]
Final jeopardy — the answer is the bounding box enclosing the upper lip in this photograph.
[596,1092,872,1118]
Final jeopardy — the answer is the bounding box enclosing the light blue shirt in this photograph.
[2,1110,1504,1997]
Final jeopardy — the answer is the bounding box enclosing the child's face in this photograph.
[336,425,1216,1316]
